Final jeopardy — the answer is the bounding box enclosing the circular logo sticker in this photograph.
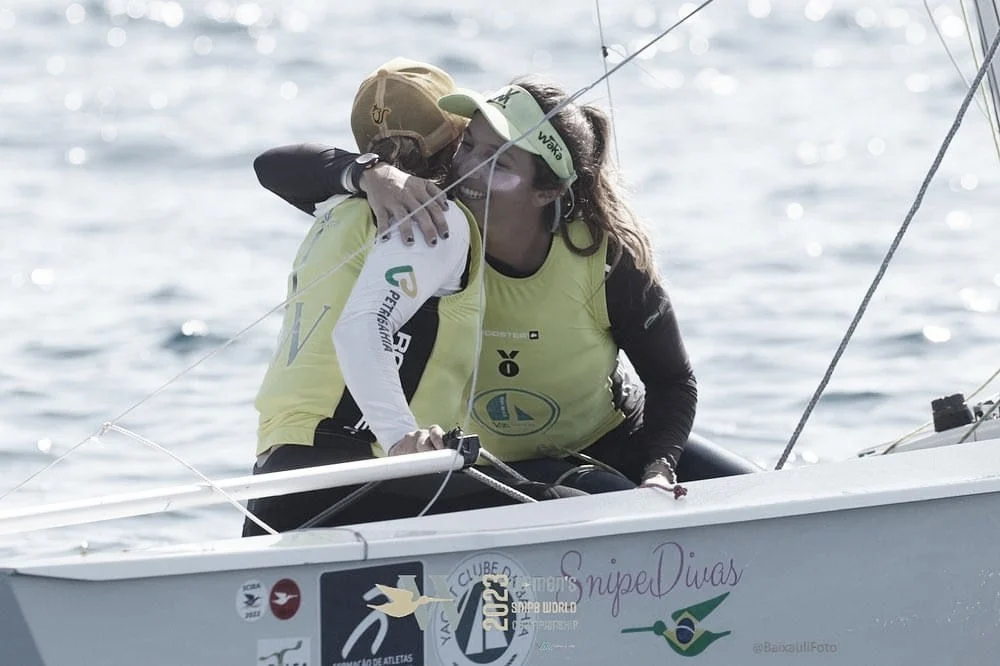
[472,389,559,437]
[431,552,536,666]
[269,578,301,620]
[237,579,265,622]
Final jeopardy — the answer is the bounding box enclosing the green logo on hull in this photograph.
[621,592,732,657]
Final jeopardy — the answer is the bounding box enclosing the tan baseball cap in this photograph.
[350,57,467,158]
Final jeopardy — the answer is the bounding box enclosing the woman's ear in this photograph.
[531,186,565,209]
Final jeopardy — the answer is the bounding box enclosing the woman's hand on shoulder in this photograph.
[360,164,451,247]
[387,424,448,456]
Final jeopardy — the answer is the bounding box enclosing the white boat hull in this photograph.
[2,432,999,665]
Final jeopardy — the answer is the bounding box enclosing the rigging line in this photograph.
[104,424,279,535]
[594,0,622,167]
[268,0,721,268]
[416,464,456,517]
[961,0,1000,160]
[0,229,373,502]
[461,157,499,435]
[958,396,1000,443]
[352,0,720,239]
[923,0,992,123]
[567,0,716,104]
[774,24,1000,471]
[415,157,501,518]
[604,44,677,95]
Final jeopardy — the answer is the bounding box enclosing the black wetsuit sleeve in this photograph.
[253,143,360,215]
[607,249,698,470]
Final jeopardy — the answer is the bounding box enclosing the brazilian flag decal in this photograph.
[621,592,732,657]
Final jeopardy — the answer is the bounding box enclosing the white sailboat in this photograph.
[2,2,1000,665]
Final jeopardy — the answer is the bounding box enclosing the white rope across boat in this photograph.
[0,449,466,536]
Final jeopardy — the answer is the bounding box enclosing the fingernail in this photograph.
[430,238,438,246]
[442,232,450,239]
[380,234,390,242]
[406,236,414,244]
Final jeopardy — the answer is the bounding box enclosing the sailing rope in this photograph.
[774,24,1000,471]
[103,424,278,535]
[593,0,622,166]
[961,0,1000,159]
[923,0,992,123]
[0,246,365,504]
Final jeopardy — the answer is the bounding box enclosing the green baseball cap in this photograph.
[438,84,578,186]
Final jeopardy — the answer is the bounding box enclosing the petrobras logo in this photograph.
[384,265,418,298]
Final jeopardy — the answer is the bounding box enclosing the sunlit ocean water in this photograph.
[0,0,997,559]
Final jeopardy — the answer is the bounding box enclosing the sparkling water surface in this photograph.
[1,0,998,558]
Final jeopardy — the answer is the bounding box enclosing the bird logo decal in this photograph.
[272,590,298,606]
[258,640,303,666]
[366,584,453,618]
[621,592,732,657]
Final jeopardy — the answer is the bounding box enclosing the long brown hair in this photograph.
[513,76,660,283]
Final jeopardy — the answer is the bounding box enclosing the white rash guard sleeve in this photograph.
[332,203,471,454]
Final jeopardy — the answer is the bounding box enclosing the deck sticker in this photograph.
[431,552,536,666]
[321,562,425,666]
[237,579,265,622]
[257,637,311,666]
[270,578,302,620]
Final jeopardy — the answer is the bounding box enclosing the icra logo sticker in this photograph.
[431,552,536,666]
[237,579,265,622]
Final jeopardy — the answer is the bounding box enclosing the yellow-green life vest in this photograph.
[468,222,623,460]
[255,197,483,456]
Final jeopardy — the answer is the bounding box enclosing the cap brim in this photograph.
[438,90,539,156]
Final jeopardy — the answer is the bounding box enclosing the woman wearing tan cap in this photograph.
[246,59,490,535]
[253,69,760,511]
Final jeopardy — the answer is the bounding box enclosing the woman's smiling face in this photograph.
[449,113,542,224]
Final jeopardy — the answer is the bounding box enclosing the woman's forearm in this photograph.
[254,143,358,214]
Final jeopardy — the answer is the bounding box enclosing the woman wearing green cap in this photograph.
[247,60,620,536]
[254,73,757,497]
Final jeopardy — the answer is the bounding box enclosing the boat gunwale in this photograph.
[4,435,999,582]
